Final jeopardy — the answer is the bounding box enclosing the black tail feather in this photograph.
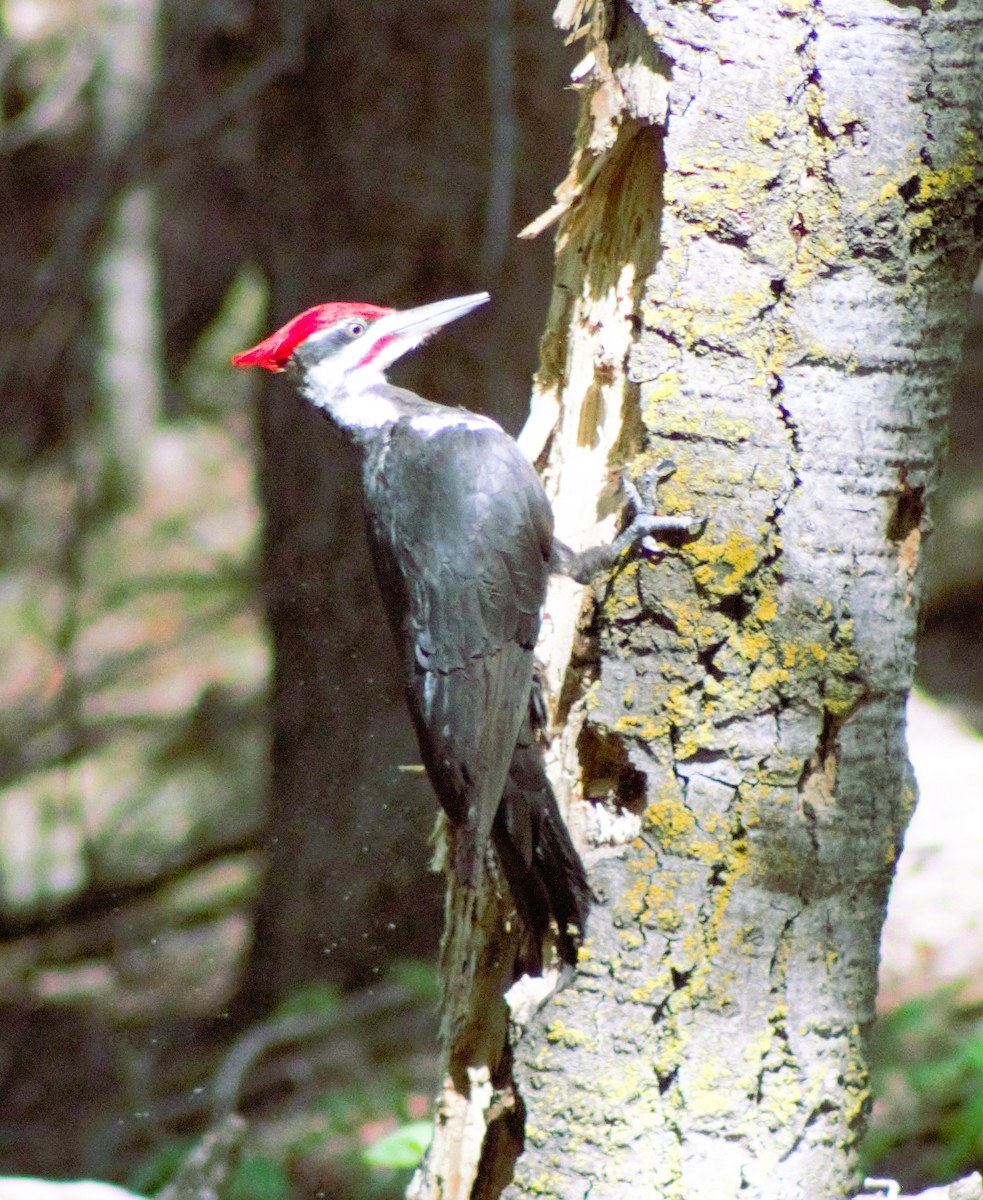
[492,695,591,974]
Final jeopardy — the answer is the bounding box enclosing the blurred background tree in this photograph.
[0,1,576,1192]
[0,0,982,1196]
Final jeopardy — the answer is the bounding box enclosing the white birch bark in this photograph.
[414,2,983,1197]
[504,2,983,1199]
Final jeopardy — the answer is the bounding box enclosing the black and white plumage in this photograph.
[233,292,693,971]
[361,415,548,869]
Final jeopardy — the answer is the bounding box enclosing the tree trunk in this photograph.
[93,0,163,501]
[415,2,983,1198]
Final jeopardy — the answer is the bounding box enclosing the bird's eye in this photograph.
[349,321,364,337]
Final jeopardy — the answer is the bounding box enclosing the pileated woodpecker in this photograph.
[233,292,692,972]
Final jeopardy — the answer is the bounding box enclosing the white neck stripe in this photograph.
[408,411,497,436]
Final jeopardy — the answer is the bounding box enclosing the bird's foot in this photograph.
[616,460,704,556]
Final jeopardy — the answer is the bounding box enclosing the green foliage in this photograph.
[312,1083,389,1132]
[388,958,440,1004]
[228,1154,291,1200]
[179,266,269,415]
[363,1120,433,1170]
[272,981,342,1019]
[126,1135,196,1194]
[128,1144,290,1200]
[861,987,983,1187]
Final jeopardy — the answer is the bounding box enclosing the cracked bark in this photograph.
[413,3,983,1199]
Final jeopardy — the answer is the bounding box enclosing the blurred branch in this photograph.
[481,0,518,281]
[0,1117,246,1200]
[77,974,435,1174]
[0,839,259,941]
[153,9,304,157]
[211,981,418,1117]
[0,38,97,154]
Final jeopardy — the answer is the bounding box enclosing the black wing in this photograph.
[363,416,552,886]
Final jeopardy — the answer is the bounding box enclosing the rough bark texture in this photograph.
[419,2,983,1198]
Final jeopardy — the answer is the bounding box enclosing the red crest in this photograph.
[231,302,392,371]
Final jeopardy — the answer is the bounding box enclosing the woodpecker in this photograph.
[233,292,693,972]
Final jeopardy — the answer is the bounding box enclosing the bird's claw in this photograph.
[621,460,676,515]
[621,470,645,514]
[620,462,703,552]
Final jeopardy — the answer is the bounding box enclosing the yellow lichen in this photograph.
[747,110,782,143]
[688,532,762,592]
[645,369,683,408]
[645,796,697,846]
[545,1020,592,1049]
[754,592,778,623]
